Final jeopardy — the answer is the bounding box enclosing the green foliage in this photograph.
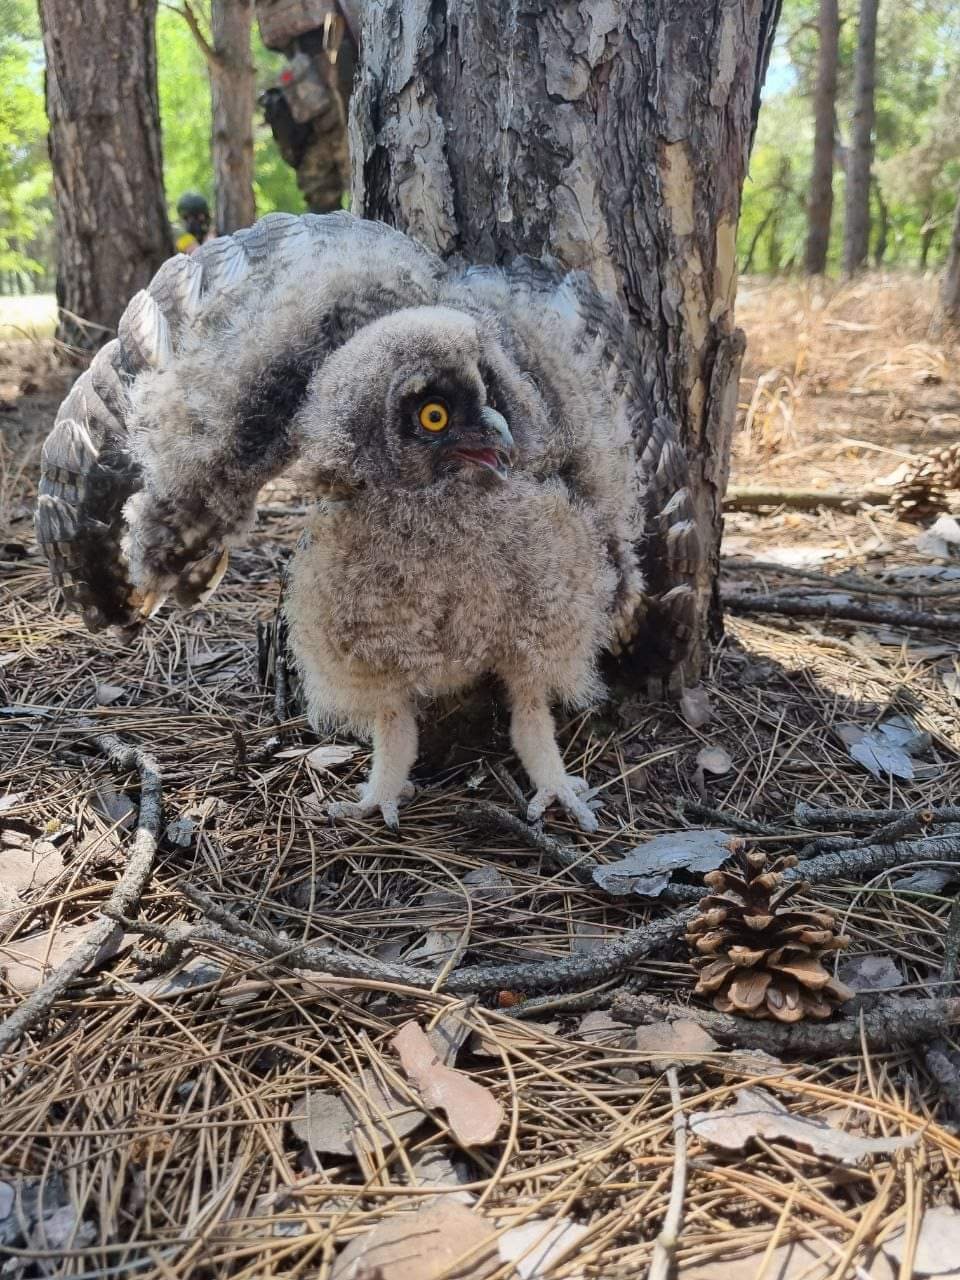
[0,0,53,287]
[742,0,960,274]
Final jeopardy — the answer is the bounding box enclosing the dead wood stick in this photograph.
[722,557,960,600]
[723,486,888,513]
[463,801,598,880]
[610,992,960,1056]
[133,886,695,995]
[788,832,960,887]
[648,1068,687,1280]
[794,802,960,829]
[723,591,960,631]
[0,734,162,1053]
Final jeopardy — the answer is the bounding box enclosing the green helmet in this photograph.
[176,191,210,218]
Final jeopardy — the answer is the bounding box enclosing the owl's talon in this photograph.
[527,778,599,833]
[326,782,414,829]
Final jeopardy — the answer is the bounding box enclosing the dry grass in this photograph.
[2,276,960,1277]
[735,273,960,490]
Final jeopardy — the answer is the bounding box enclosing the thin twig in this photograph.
[724,591,960,632]
[0,734,162,1052]
[648,1068,687,1280]
[610,992,960,1055]
[723,485,888,513]
[463,801,598,880]
[794,802,960,829]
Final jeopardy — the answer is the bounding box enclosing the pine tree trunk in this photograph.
[941,191,960,325]
[842,0,879,276]
[804,0,839,274]
[351,0,780,691]
[210,0,257,234]
[38,0,172,348]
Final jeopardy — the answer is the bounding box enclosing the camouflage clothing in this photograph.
[256,1,358,214]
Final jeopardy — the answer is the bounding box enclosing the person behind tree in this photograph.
[255,0,359,214]
[175,192,212,255]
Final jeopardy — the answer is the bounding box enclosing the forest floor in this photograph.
[1,275,960,1278]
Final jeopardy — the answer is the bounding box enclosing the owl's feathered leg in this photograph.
[326,701,418,830]
[506,683,598,833]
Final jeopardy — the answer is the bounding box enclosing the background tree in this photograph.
[175,0,257,234]
[37,0,171,345]
[804,0,839,273]
[841,0,879,274]
[352,0,780,688]
[941,191,960,323]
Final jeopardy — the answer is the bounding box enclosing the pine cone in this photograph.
[685,848,852,1023]
[890,443,960,522]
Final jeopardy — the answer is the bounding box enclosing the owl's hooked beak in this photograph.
[446,406,516,480]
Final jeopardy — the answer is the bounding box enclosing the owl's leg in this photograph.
[505,682,598,833]
[326,701,418,830]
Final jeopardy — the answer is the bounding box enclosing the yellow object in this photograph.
[175,232,199,255]
[418,401,449,432]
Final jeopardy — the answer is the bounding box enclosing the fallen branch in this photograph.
[723,485,888,513]
[792,832,960,886]
[0,734,162,1053]
[722,557,960,600]
[610,992,960,1056]
[124,885,695,995]
[794,802,960,829]
[647,1068,687,1280]
[723,591,960,632]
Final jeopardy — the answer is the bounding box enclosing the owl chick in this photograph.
[36,212,698,832]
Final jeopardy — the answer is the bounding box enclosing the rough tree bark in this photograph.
[940,190,960,325]
[179,0,257,234]
[842,0,879,276]
[38,0,172,348]
[804,0,839,274]
[351,0,780,691]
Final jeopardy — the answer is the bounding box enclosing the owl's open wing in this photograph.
[36,213,444,632]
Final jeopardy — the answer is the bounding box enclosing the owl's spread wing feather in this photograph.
[36,212,445,630]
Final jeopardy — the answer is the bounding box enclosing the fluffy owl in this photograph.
[36,213,699,831]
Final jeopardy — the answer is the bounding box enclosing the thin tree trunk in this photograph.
[210,0,256,234]
[38,0,172,348]
[805,0,839,274]
[842,0,880,276]
[940,190,960,325]
[872,175,889,266]
[351,0,780,692]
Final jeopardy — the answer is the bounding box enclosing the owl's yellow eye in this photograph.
[418,401,449,432]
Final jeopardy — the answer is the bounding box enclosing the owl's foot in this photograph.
[327,781,415,830]
[527,776,599,833]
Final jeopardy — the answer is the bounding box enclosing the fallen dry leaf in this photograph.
[348,1070,426,1153]
[94,683,126,706]
[497,1217,589,1279]
[839,953,904,993]
[576,1010,630,1043]
[89,783,136,830]
[689,1087,918,1166]
[633,1018,720,1067]
[0,925,127,995]
[882,1204,960,1276]
[696,745,733,776]
[680,685,714,728]
[289,1090,355,1158]
[0,841,64,896]
[393,1020,503,1147]
[330,1200,498,1280]
[593,829,734,898]
[0,792,25,814]
[305,744,359,771]
[678,1239,896,1280]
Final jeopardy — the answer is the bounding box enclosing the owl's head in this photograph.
[303,307,533,491]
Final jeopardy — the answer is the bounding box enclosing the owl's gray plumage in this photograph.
[36,212,699,829]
